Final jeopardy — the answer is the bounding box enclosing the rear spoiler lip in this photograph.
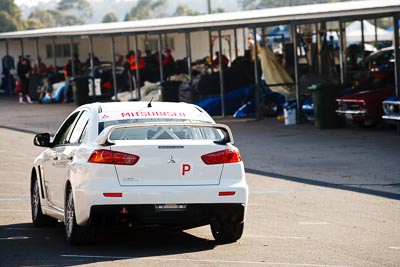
[95,122,234,145]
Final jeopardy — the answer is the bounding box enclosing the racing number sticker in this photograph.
[182,164,191,176]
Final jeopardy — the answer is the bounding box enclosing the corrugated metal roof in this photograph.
[0,0,399,39]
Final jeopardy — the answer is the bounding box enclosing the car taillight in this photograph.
[88,149,139,165]
[103,81,113,89]
[359,100,366,110]
[201,148,242,165]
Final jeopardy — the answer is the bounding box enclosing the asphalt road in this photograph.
[0,95,400,266]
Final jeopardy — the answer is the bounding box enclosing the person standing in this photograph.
[63,53,82,103]
[162,49,175,80]
[17,56,33,104]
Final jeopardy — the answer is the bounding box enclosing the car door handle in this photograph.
[53,156,59,160]
[68,156,73,161]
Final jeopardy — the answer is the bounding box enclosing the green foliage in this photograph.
[0,10,20,32]
[212,7,224,13]
[47,9,84,26]
[102,12,118,23]
[0,0,25,32]
[57,0,93,18]
[25,18,46,30]
[239,0,362,10]
[0,0,21,19]
[29,8,57,28]
[173,4,202,16]
[124,0,168,21]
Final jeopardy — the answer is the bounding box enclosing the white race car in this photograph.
[31,101,248,244]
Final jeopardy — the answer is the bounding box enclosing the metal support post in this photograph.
[208,29,213,72]
[253,27,262,120]
[111,36,118,101]
[218,29,226,117]
[361,20,365,58]
[35,39,40,68]
[134,34,141,100]
[89,36,96,101]
[158,33,164,82]
[291,24,300,122]
[234,28,238,59]
[70,37,75,77]
[20,39,24,57]
[51,38,57,70]
[339,21,345,85]
[185,31,193,103]
[393,13,400,97]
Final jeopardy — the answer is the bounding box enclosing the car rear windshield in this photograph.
[99,119,222,141]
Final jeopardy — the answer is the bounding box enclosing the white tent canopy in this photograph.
[346,20,393,42]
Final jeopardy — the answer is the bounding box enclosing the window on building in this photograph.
[143,37,174,52]
[46,43,78,58]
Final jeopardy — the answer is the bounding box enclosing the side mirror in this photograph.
[33,133,52,147]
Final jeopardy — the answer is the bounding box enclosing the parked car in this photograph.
[38,63,125,104]
[336,71,395,127]
[301,97,314,121]
[31,101,248,244]
[301,47,396,123]
[382,95,400,127]
[85,63,125,101]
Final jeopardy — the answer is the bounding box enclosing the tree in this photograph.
[173,4,201,16]
[239,0,359,10]
[0,0,24,32]
[0,11,20,32]
[238,0,257,10]
[48,9,84,26]
[102,12,118,23]
[124,0,168,21]
[29,8,57,28]
[57,0,93,18]
[25,18,45,30]
[212,7,225,13]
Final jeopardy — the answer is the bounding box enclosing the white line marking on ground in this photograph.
[0,196,30,201]
[0,194,29,196]
[7,228,53,231]
[299,221,331,225]
[245,235,309,239]
[0,182,29,184]
[0,236,30,240]
[389,246,400,250]
[0,209,30,212]
[61,255,351,266]
[186,231,308,240]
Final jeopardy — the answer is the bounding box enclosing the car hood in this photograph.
[338,87,394,101]
[384,95,400,102]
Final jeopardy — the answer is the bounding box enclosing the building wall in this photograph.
[0,28,248,77]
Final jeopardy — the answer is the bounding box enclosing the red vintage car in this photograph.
[336,71,395,127]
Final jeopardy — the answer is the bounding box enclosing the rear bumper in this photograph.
[336,110,368,121]
[89,203,245,228]
[382,115,400,121]
[73,182,248,225]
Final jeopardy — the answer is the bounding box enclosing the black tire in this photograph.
[65,186,94,245]
[362,120,377,128]
[30,177,58,227]
[261,99,280,117]
[210,221,244,244]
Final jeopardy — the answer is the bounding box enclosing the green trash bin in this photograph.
[308,82,340,129]
[72,76,89,106]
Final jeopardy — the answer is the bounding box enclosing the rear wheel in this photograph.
[30,177,58,226]
[65,186,94,244]
[261,99,280,117]
[210,221,244,244]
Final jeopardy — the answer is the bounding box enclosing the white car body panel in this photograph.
[32,101,248,231]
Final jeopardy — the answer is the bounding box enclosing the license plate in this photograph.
[345,113,353,120]
[155,204,187,211]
